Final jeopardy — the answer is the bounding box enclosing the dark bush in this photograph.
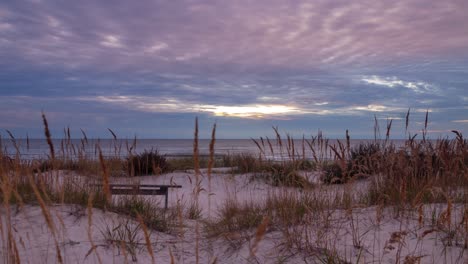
[348,143,381,176]
[32,159,53,173]
[227,153,261,173]
[1,155,14,171]
[127,149,168,176]
[112,196,169,232]
[321,162,345,184]
[266,163,311,188]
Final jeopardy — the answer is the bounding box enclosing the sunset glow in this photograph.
[203,105,300,118]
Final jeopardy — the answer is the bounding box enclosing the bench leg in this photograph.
[165,193,168,209]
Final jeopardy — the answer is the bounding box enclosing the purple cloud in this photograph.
[0,0,467,138]
[1,0,467,72]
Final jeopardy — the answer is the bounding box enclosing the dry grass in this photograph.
[193,117,201,264]
[0,111,467,263]
[201,111,467,262]
[208,123,216,217]
[0,113,178,263]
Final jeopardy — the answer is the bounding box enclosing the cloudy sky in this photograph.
[1,0,467,139]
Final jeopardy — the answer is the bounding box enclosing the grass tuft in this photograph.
[126,149,169,176]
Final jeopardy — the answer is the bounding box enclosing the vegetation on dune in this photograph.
[0,110,467,263]
[126,149,169,176]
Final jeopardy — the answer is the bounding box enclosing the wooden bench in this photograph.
[95,184,182,209]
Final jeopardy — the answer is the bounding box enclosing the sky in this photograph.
[0,0,467,139]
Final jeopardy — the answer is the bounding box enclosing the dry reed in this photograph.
[41,112,55,160]
[208,123,216,217]
[28,174,63,263]
[250,216,269,257]
[137,213,155,264]
[1,111,466,263]
[98,146,111,204]
[193,117,200,264]
[169,247,175,264]
[86,194,102,264]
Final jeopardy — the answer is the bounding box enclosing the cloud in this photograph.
[352,104,399,112]
[362,76,439,94]
[201,105,300,119]
[79,95,303,119]
[80,95,417,120]
[144,42,168,54]
[100,35,124,48]
[1,0,467,72]
[0,1,467,137]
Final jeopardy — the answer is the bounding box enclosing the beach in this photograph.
[1,129,466,263]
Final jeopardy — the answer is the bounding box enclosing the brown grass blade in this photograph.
[405,108,410,133]
[250,216,269,257]
[193,117,200,264]
[137,214,155,264]
[98,145,111,204]
[26,132,30,151]
[107,128,117,140]
[373,115,380,141]
[251,138,265,158]
[28,174,62,263]
[67,126,71,141]
[424,109,429,130]
[80,128,88,144]
[272,126,282,148]
[422,110,429,142]
[208,123,217,217]
[266,137,274,156]
[193,117,200,176]
[169,247,175,264]
[346,129,350,154]
[42,112,55,160]
[86,194,102,264]
[6,130,20,158]
[386,119,393,140]
[302,135,306,160]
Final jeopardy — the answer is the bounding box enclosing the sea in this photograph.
[1,138,405,160]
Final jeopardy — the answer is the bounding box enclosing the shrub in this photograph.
[112,196,169,232]
[127,149,168,176]
[100,218,144,262]
[321,162,345,184]
[366,138,468,207]
[31,157,126,177]
[264,190,319,226]
[32,159,53,173]
[263,163,312,188]
[227,153,262,173]
[166,157,197,171]
[0,155,14,171]
[225,153,313,188]
[348,143,381,177]
[186,201,203,219]
[167,156,212,171]
[204,198,265,237]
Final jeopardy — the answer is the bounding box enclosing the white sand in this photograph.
[1,169,466,263]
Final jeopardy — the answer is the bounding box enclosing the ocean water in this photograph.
[1,138,404,160]
[2,139,256,159]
